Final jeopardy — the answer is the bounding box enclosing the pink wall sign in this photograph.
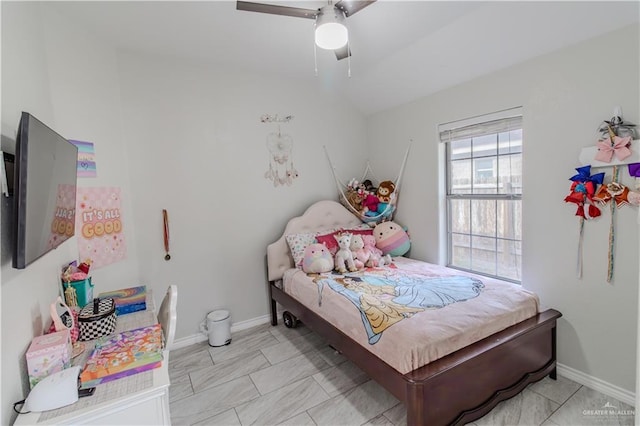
[75,187,127,269]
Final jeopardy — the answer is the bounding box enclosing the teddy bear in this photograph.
[362,234,392,267]
[363,180,397,217]
[333,233,357,273]
[377,180,396,203]
[345,189,365,212]
[349,234,369,270]
[370,180,396,217]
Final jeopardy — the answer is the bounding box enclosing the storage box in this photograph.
[98,286,146,316]
[26,329,72,389]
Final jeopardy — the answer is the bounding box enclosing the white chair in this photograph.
[157,285,177,352]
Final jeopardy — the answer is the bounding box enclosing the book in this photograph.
[98,285,146,315]
[79,323,163,388]
[80,361,162,388]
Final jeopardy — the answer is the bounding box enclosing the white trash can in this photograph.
[203,310,231,347]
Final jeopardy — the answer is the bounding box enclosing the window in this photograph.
[441,110,522,282]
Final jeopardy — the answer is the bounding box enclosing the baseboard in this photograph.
[557,363,636,407]
[229,314,272,333]
[172,314,272,350]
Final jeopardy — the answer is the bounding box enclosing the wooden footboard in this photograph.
[269,282,561,426]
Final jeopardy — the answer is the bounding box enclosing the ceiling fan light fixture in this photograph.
[315,6,348,50]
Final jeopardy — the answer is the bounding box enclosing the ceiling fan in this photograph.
[236,1,376,60]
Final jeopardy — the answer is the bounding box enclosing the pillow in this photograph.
[315,228,374,255]
[286,233,317,267]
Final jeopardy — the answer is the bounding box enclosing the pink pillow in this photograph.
[315,228,373,255]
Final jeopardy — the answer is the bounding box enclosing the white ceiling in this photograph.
[47,1,639,115]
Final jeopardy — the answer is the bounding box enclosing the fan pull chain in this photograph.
[347,39,351,78]
[313,38,318,76]
[344,20,351,78]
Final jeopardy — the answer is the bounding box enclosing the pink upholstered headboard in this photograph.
[266,200,363,282]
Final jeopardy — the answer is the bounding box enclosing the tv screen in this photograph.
[13,112,78,269]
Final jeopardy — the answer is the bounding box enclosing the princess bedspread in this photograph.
[283,257,539,374]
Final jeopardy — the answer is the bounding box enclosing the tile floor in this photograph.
[168,322,635,426]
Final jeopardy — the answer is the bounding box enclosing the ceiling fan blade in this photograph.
[236,1,319,19]
[335,0,376,17]
[334,45,351,61]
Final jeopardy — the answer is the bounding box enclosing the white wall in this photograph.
[1,4,73,424]
[367,24,639,394]
[1,4,366,424]
[115,52,367,339]
[1,3,139,424]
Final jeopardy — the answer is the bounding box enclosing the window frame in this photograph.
[441,109,523,283]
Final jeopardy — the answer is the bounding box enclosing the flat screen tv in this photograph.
[13,112,78,269]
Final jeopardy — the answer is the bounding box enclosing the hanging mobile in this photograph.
[163,209,171,261]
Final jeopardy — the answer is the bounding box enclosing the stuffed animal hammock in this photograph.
[324,143,411,225]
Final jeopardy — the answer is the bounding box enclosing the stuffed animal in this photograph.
[345,189,365,212]
[362,181,397,217]
[362,179,376,193]
[362,180,395,218]
[362,194,380,217]
[373,221,410,257]
[333,233,357,273]
[302,243,334,274]
[349,234,368,270]
[377,181,396,203]
[362,234,391,267]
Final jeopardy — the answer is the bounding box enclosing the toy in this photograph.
[333,233,357,273]
[301,243,334,274]
[345,189,365,212]
[344,179,368,213]
[362,234,391,267]
[349,234,368,270]
[363,180,397,217]
[377,181,396,203]
[362,179,376,193]
[373,221,410,257]
[362,194,380,216]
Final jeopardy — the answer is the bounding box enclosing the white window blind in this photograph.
[440,116,523,143]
